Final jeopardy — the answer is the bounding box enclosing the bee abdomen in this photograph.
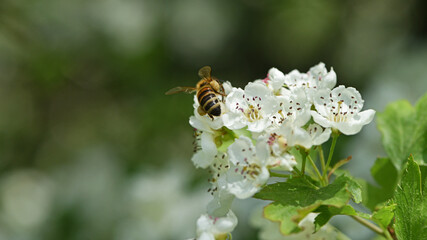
[198,88,221,117]
[208,103,221,116]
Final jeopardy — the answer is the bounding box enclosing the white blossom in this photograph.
[308,62,337,90]
[257,134,296,171]
[226,136,270,199]
[284,63,336,103]
[255,67,286,95]
[206,154,235,217]
[223,82,279,132]
[196,211,238,240]
[270,87,311,128]
[311,85,375,135]
[270,122,312,149]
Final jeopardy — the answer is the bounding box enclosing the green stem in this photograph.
[318,146,327,186]
[293,166,303,176]
[318,146,326,176]
[301,154,307,175]
[307,155,323,184]
[323,133,339,184]
[350,216,388,239]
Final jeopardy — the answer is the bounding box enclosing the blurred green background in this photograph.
[0,0,426,239]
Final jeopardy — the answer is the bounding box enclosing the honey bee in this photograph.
[165,66,225,119]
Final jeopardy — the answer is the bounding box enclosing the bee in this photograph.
[165,66,225,120]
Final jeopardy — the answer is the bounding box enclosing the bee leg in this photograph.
[197,106,206,116]
[208,113,214,121]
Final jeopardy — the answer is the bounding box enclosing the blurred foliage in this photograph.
[0,0,426,240]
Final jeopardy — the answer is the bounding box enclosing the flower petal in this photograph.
[334,109,375,135]
[227,136,255,165]
[207,190,235,217]
[313,127,331,146]
[311,111,333,128]
[213,211,238,233]
[192,132,217,168]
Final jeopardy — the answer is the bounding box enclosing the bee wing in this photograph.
[165,86,197,95]
[198,66,212,79]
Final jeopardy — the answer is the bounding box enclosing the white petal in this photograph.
[244,82,271,99]
[197,214,213,233]
[189,116,211,133]
[312,88,331,117]
[311,111,333,128]
[277,154,297,171]
[201,132,217,154]
[225,88,247,113]
[356,109,376,125]
[255,140,270,166]
[323,67,337,89]
[222,81,234,95]
[213,211,238,233]
[227,180,258,199]
[222,112,246,130]
[313,127,331,145]
[259,96,280,115]
[268,68,285,91]
[331,85,364,114]
[227,136,255,165]
[289,126,312,149]
[247,119,269,133]
[192,132,217,168]
[207,191,235,217]
[334,109,375,135]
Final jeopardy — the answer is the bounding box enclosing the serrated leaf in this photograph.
[361,158,398,210]
[345,175,362,204]
[255,175,355,235]
[372,204,395,229]
[394,156,427,240]
[331,170,363,204]
[377,93,427,170]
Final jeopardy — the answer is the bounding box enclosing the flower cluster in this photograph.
[190,63,375,238]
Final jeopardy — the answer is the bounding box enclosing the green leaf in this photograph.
[372,204,395,229]
[377,93,427,170]
[393,156,427,240]
[345,175,362,204]
[254,175,355,235]
[362,158,398,210]
[313,205,370,231]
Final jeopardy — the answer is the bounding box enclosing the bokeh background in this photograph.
[0,0,426,239]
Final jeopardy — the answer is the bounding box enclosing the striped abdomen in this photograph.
[197,86,221,116]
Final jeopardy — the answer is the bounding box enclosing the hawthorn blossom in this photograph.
[255,67,287,95]
[268,123,313,149]
[311,85,375,135]
[206,154,235,217]
[222,82,279,132]
[270,87,311,128]
[284,63,336,102]
[257,134,296,171]
[307,62,337,90]
[226,136,270,199]
[195,210,238,240]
